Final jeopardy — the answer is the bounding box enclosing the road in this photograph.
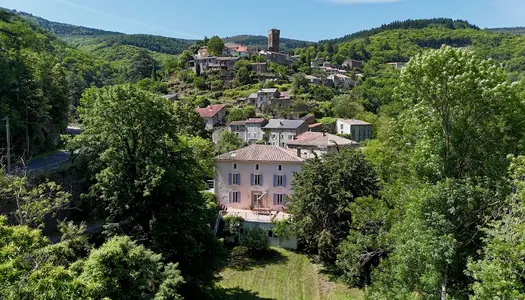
[27,150,70,172]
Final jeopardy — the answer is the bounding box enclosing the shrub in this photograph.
[222,216,244,237]
[240,227,269,253]
[229,246,251,269]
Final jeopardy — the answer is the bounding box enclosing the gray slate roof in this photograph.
[263,119,305,130]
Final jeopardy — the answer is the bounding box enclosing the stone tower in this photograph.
[268,28,280,52]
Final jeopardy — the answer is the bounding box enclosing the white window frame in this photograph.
[232,173,240,185]
[254,174,262,186]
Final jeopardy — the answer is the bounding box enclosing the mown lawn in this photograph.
[216,247,363,300]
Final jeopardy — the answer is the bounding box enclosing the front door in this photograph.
[252,192,262,208]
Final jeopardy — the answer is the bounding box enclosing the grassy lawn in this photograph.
[216,247,363,300]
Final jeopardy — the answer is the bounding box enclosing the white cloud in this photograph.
[325,0,401,4]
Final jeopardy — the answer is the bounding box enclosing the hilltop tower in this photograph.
[268,28,280,52]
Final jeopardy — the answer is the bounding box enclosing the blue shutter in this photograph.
[238,174,241,185]
[228,192,232,203]
[228,173,232,185]
[237,191,241,203]
[251,174,254,186]
[283,175,287,187]
[260,174,263,186]
[273,193,277,205]
[273,175,277,187]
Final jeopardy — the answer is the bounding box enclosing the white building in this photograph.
[336,119,373,142]
[228,118,269,144]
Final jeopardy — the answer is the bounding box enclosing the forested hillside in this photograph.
[489,26,525,34]
[0,9,121,157]
[321,18,479,44]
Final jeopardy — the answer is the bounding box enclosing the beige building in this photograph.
[197,104,227,130]
[285,132,358,159]
[215,145,304,212]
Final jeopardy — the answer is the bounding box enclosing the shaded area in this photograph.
[209,287,275,300]
[27,150,70,171]
[228,247,289,271]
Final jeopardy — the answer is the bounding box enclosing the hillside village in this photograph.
[3,6,525,299]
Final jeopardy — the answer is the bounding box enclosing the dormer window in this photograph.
[255,164,260,171]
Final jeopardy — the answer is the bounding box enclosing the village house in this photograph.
[223,43,251,57]
[258,50,290,65]
[263,119,309,147]
[336,118,373,142]
[305,75,322,85]
[385,62,408,69]
[240,88,291,111]
[285,131,358,159]
[215,57,239,71]
[250,62,269,74]
[196,47,209,59]
[342,59,363,70]
[328,74,356,89]
[310,58,325,68]
[197,104,227,130]
[228,118,269,144]
[215,144,304,249]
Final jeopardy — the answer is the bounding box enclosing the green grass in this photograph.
[216,247,363,300]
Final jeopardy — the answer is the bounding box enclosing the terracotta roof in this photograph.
[308,123,323,128]
[196,104,227,118]
[245,118,267,124]
[339,119,371,126]
[216,145,304,163]
[286,132,358,148]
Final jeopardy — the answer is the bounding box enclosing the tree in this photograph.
[127,49,157,82]
[78,236,184,300]
[394,45,525,181]
[215,130,244,154]
[290,73,310,95]
[289,149,379,266]
[0,172,70,228]
[207,36,225,56]
[71,85,221,290]
[331,94,364,119]
[468,156,525,299]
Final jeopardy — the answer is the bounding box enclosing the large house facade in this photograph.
[215,145,304,249]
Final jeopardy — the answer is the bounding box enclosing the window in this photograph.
[288,135,293,140]
[230,191,240,203]
[255,164,260,171]
[252,174,262,186]
[232,163,237,171]
[274,174,286,187]
[267,230,274,238]
[340,124,344,130]
[230,173,240,185]
[272,133,276,140]
[278,165,282,172]
[274,193,285,205]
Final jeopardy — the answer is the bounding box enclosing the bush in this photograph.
[229,246,251,269]
[222,216,244,237]
[240,227,269,253]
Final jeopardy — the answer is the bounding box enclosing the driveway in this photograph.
[27,150,71,172]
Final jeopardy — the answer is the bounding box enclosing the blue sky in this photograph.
[1,0,524,41]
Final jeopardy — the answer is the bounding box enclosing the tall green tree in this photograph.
[289,149,379,266]
[207,36,225,56]
[72,84,221,291]
[127,49,157,82]
[215,130,244,155]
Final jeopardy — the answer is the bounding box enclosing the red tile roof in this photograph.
[196,104,227,118]
[245,118,267,124]
[286,132,358,148]
[216,145,304,163]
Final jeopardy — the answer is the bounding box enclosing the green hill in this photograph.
[224,35,315,51]
[489,27,525,35]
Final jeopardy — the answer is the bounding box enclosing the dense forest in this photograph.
[223,35,315,51]
[321,18,479,44]
[489,26,525,34]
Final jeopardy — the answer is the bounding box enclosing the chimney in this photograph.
[296,148,301,158]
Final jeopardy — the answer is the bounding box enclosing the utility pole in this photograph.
[5,116,10,174]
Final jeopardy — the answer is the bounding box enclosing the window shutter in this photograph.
[273,175,277,187]
[237,191,241,203]
[238,174,241,185]
[228,192,232,203]
[273,193,277,205]
[260,174,263,186]
[251,174,254,186]
[283,175,287,187]
[228,173,232,185]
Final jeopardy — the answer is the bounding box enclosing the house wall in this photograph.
[336,120,372,142]
[244,221,298,250]
[215,161,302,211]
[246,123,265,144]
[230,125,247,142]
